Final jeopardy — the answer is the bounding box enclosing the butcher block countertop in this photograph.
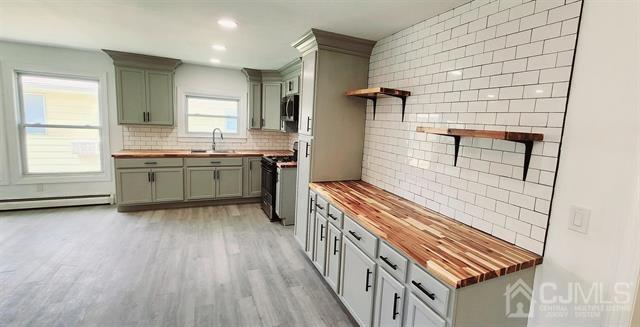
[309,180,543,289]
[112,149,294,158]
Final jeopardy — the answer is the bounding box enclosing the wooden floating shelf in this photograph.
[345,87,411,121]
[416,127,544,181]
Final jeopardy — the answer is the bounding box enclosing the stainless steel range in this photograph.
[261,155,296,221]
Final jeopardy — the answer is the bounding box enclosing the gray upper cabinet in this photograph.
[116,67,147,124]
[261,82,281,130]
[298,50,316,136]
[146,70,174,125]
[105,50,181,126]
[341,237,377,327]
[283,75,300,96]
[248,81,262,129]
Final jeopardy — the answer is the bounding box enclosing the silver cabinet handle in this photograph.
[144,161,157,165]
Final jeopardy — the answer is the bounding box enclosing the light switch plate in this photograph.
[568,205,590,234]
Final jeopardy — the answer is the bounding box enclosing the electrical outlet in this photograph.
[568,205,590,234]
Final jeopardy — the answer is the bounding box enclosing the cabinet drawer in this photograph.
[327,204,343,228]
[343,215,378,259]
[378,242,408,283]
[185,157,242,167]
[115,158,183,168]
[314,195,329,217]
[408,263,450,317]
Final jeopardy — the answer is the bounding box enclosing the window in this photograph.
[185,95,240,135]
[17,73,103,174]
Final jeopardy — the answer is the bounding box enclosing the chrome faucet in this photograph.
[212,128,224,151]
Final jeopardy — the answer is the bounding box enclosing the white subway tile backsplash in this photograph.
[363,0,581,255]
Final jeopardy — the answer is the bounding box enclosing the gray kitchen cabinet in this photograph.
[295,136,313,256]
[145,70,174,125]
[116,169,153,205]
[116,67,147,125]
[298,50,316,135]
[374,267,405,327]
[186,167,216,200]
[283,75,299,96]
[261,82,281,130]
[106,50,180,126]
[405,293,446,327]
[249,81,262,129]
[216,166,243,199]
[312,212,328,274]
[325,222,342,293]
[341,237,377,327]
[295,188,314,251]
[243,157,262,198]
[152,168,184,202]
[275,166,297,226]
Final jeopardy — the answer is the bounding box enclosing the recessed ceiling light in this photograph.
[218,18,237,29]
[212,44,227,51]
[210,58,221,64]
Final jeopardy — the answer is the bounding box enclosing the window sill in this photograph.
[11,171,112,185]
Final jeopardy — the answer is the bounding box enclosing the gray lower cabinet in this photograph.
[186,167,216,200]
[341,237,376,327]
[243,157,262,197]
[186,166,242,200]
[405,293,446,327]
[117,169,153,205]
[216,166,243,199]
[152,168,184,202]
[295,189,314,252]
[325,223,342,292]
[374,267,405,327]
[312,213,328,273]
[116,168,183,204]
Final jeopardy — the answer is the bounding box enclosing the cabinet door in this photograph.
[186,167,215,200]
[326,223,342,293]
[261,82,281,130]
[216,166,243,199]
[313,213,328,274]
[405,293,446,327]
[294,187,313,250]
[247,157,262,197]
[116,67,147,124]
[146,70,174,125]
[152,168,184,202]
[117,169,153,205]
[298,51,316,135]
[374,268,405,327]
[289,76,299,94]
[341,237,376,327]
[248,82,262,129]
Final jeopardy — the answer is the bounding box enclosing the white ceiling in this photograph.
[0,0,467,70]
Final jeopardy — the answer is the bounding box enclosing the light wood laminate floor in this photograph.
[0,204,355,327]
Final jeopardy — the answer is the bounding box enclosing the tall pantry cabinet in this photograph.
[292,29,375,251]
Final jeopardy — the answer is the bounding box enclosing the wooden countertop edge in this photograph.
[111,150,294,158]
[309,182,543,289]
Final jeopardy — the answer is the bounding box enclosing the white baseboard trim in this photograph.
[0,194,114,211]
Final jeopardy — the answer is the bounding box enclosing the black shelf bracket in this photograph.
[361,94,408,121]
[442,137,534,181]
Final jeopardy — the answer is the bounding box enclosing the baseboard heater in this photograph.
[0,194,114,211]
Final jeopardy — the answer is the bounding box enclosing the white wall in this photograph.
[362,0,583,255]
[529,0,640,326]
[0,40,121,199]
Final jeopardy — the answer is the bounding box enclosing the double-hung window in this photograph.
[185,95,240,136]
[17,73,103,174]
